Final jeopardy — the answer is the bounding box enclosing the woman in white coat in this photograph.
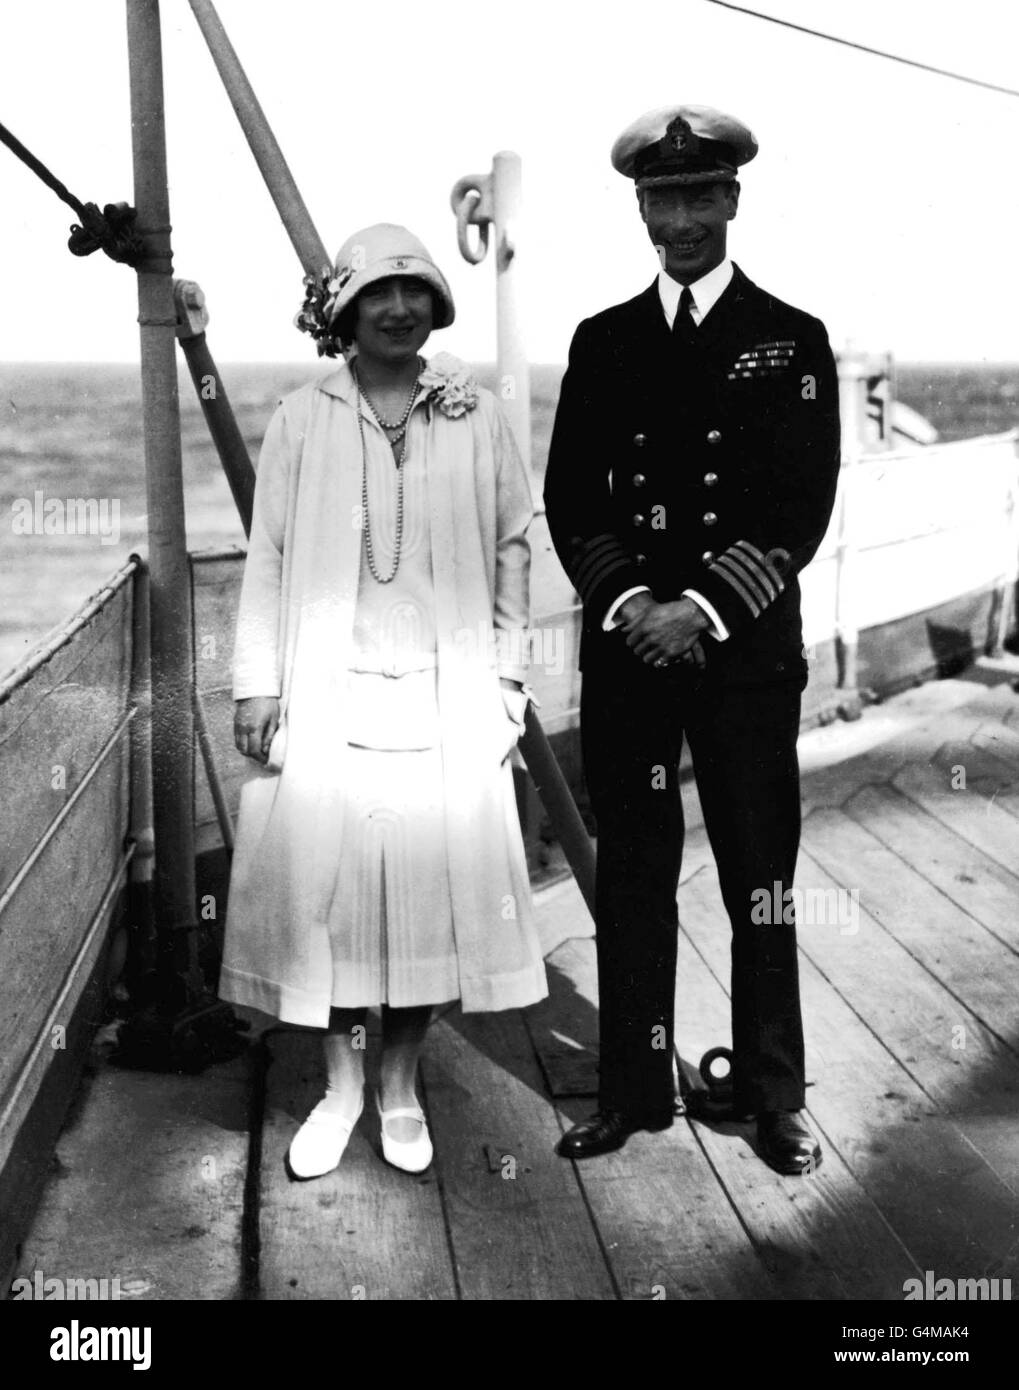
[220,224,547,1179]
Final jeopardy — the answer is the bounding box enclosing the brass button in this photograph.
[633,432,647,447]
[632,473,646,488]
[703,512,718,526]
[632,513,645,527]
[706,429,722,444]
[703,472,719,487]
[701,550,715,564]
[635,553,648,565]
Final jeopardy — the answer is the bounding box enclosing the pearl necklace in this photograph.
[357,361,420,447]
[354,361,422,585]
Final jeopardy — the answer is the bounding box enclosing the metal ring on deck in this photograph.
[698,1046,734,1096]
[454,188,489,265]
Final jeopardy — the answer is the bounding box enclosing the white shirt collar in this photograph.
[657,257,733,328]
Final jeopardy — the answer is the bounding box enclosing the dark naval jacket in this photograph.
[544,265,842,686]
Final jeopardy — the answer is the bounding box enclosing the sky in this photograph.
[1,0,1018,364]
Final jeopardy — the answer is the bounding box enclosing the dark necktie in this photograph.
[672,284,697,344]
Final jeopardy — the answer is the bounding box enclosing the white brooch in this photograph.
[418,352,480,418]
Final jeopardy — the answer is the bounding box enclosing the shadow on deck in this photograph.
[10,661,1019,1301]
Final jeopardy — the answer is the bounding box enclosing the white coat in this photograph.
[218,361,548,1025]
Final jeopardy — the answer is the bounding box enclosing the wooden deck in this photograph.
[12,663,1019,1301]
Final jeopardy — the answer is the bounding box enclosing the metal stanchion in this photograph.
[116,0,245,1069]
[126,0,199,1002]
[174,280,256,537]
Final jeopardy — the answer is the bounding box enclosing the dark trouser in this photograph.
[580,649,806,1118]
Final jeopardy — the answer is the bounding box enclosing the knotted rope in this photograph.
[0,117,146,266]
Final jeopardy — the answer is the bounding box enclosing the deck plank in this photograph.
[680,866,1019,1281]
[803,800,1019,1042]
[670,924,917,1301]
[798,816,1019,1200]
[420,1005,614,1301]
[950,727,1019,824]
[971,718,1019,772]
[795,684,997,816]
[793,840,1014,1103]
[528,938,782,1301]
[892,754,1019,876]
[257,1028,457,1301]
[12,1056,250,1301]
[843,783,1019,959]
[547,936,917,1301]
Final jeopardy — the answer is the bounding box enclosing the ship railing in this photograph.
[807,428,1019,708]
[0,560,139,1234]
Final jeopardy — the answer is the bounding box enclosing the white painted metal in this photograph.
[450,153,532,475]
[802,431,1019,646]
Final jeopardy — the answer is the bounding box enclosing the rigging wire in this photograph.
[703,0,1019,99]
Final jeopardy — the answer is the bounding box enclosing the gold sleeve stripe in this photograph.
[573,536,630,593]
[713,552,770,609]
[731,539,785,601]
[576,552,632,601]
[709,557,764,617]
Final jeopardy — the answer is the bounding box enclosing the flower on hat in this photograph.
[418,352,480,418]
[294,265,355,357]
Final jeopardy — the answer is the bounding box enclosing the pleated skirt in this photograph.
[324,669,460,1008]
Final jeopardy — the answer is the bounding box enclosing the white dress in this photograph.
[328,429,462,1007]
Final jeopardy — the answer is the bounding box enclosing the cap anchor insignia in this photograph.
[667,115,698,157]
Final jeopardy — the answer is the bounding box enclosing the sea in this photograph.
[1,360,1017,676]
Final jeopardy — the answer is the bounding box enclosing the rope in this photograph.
[702,0,1019,100]
[0,117,147,265]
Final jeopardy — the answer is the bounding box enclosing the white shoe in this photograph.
[376,1092,433,1174]
[287,1093,363,1180]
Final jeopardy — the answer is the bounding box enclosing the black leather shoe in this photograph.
[556,1107,673,1160]
[757,1110,822,1175]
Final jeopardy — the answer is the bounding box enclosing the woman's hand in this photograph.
[498,677,529,762]
[234,696,280,764]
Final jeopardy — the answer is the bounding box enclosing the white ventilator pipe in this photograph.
[492,152,531,473]
[451,153,532,473]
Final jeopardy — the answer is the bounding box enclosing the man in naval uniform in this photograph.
[544,105,841,1174]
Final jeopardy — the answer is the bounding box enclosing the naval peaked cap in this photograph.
[612,105,758,188]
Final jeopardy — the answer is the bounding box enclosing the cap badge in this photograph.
[665,114,700,159]
[394,257,408,269]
